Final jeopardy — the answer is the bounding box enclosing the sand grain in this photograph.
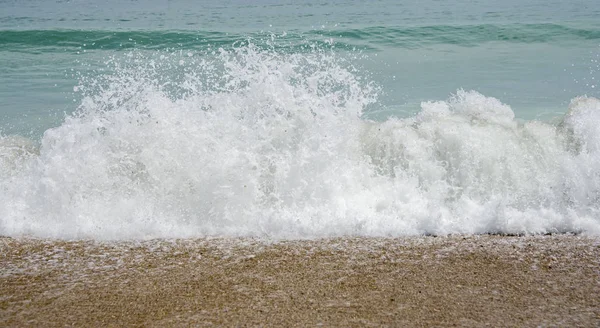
[1,235,599,327]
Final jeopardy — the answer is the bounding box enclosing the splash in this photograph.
[1,45,599,239]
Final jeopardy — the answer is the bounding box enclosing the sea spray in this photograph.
[1,45,599,239]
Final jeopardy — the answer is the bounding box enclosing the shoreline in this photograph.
[2,235,599,326]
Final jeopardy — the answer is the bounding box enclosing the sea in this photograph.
[1,0,599,239]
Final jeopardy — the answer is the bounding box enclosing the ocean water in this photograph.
[1,0,600,239]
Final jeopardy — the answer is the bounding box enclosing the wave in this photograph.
[2,23,600,53]
[324,23,600,48]
[1,45,599,239]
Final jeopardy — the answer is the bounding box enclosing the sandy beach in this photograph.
[1,235,599,327]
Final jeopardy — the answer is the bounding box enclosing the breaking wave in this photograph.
[1,45,599,239]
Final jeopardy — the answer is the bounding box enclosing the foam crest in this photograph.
[364,91,600,235]
[1,46,599,239]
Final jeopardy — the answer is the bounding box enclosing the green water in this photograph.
[1,0,599,135]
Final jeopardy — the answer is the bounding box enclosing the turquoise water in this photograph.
[2,0,599,134]
[1,1,600,239]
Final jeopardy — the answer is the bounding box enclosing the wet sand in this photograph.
[1,235,599,327]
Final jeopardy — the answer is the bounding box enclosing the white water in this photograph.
[1,46,599,239]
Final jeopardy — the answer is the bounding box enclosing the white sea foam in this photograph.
[1,46,599,239]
